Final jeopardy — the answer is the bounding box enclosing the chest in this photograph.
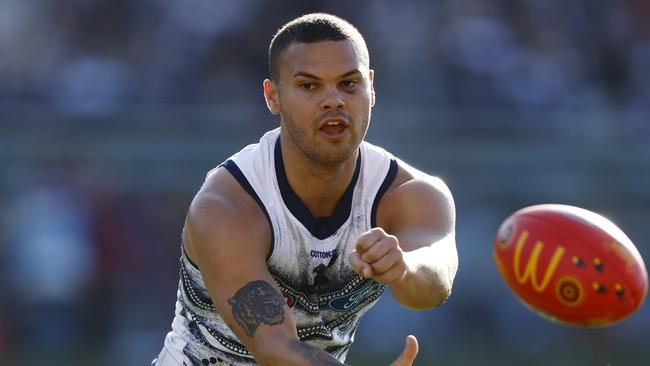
[267,208,369,293]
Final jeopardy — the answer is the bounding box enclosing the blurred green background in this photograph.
[1,1,649,365]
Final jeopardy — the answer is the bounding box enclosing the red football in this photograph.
[493,204,648,326]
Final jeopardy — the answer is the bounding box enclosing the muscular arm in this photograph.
[375,161,458,309]
[183,167,346,366]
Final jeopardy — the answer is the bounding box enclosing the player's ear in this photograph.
[368,69,375,107]
[263,79,281,115]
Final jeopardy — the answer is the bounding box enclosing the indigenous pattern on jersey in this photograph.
[156,128,397,365]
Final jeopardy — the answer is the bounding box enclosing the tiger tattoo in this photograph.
[228,280,285,337]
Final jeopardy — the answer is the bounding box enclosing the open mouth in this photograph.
[320,120,347,136]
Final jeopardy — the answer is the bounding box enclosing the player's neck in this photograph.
[281,144,358,218]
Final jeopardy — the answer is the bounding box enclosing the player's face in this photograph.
[265,40,375,165]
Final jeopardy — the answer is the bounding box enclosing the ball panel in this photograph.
[493,204,648,327]
[517,205,648,308]
[518,206,647,280]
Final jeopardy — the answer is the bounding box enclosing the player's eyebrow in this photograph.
[338,69,362,78]
[293,69,362,80]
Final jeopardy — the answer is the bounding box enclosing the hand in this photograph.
[349,227,407,284]
[389,335,419,366]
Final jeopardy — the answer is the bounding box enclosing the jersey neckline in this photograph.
[274,137,361,240]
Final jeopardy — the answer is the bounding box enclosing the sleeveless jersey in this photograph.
[157,128,398,366]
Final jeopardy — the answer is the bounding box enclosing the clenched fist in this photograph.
[348,227,408,284]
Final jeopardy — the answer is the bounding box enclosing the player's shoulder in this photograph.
[390,159,452,199]
[362,141,449,193]
[375,158,454,230]
[185,166,271,253]
[191,166,265,224]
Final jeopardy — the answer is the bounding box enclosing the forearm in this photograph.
[390,236,458,309]
[256,336,346,366]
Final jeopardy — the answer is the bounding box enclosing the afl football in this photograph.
[493,204,648,326]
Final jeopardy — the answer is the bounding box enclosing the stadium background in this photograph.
[1,0,649,365]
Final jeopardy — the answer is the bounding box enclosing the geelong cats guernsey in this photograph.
[158,128,398,366]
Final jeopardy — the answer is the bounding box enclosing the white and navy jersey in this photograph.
[156,128,398,366]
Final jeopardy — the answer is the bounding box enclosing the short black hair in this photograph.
[268,13,369,81]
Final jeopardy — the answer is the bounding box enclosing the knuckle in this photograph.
[371,258,391,273]
[360,252,374,263]
[370,262,381,272]
[368,228,383,239]
[356,238,370,251]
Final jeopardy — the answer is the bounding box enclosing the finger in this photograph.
[348,250,372,278]
[390,335,419,366]
[369,249,403,276]
[403,335,419,362]
[372,260,407,284]
[360,236,396,263]
[356,227,386,253]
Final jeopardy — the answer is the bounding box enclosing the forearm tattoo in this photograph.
[228,280,285,337]
[290,341,346,366]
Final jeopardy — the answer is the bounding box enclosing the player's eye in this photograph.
[299,82,317,90]
[340,80,358,88]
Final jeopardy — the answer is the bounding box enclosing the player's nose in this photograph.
[320,86,345,110]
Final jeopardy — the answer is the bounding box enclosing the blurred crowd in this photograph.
[0,157,189,363]
[1,0,649,122]
[1,1,649,365]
